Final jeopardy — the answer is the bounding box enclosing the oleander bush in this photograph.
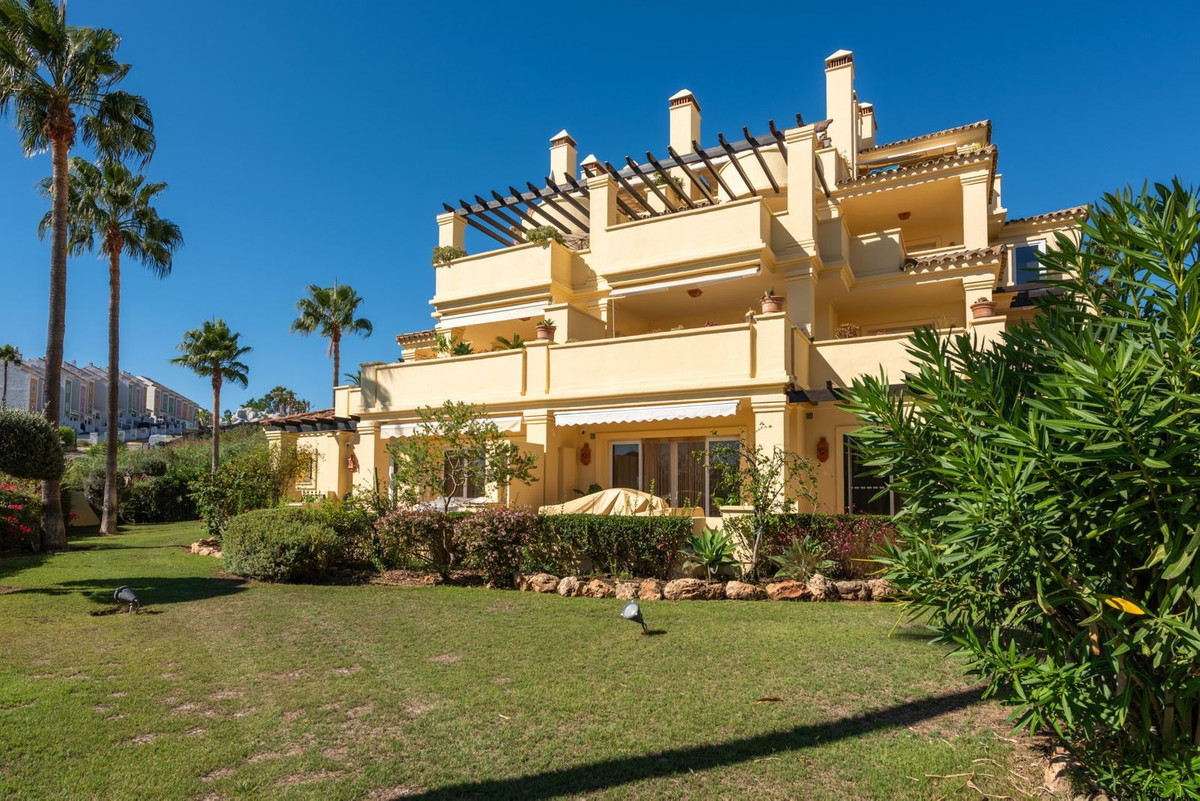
[0,408,63,480]
[459,506,538,587]
[846,180,1200,796]
[0,479,41,551]
[222,507,351,582]
[373,508,473,577]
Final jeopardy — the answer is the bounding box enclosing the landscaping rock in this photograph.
[519,573,560,594]
[663,578,724,601]
[189,538,221,558]
[556,576,584,597]
[615,581,640,600]
[867,578,899,600]
[807,573,840,601]
[637,579,664,601]
[766,581,810,601]
[834,580,870,601]
[581,579,616,599]
[724,581,766,601]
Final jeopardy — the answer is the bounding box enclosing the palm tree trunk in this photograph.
[41,133,70,551]
[211,373,221,473]
[101,247,121,536]
[332,331,340,406]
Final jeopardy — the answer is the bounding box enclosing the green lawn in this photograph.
[0,522,1046,799]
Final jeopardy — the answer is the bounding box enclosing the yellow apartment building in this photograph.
[266,48,1083,518]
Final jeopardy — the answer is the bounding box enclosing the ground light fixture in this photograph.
[114,585,140,613]
[621,600,647,633]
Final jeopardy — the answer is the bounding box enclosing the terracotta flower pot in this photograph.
[536,325,556,341]
[970,300,997,320]
[761,296,783,314]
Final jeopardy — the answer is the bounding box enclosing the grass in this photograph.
[0,521,1046,799]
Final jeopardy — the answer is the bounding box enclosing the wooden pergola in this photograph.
[441,116,828,247]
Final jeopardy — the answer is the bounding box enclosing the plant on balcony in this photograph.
[834,323,860,339]
[431,245,467,266]
[535,319,556,341]
[760,289,783,314]
[435,332,473,357]
[970,296,997,319]
[524,226,564,246]
[652,171,688,203]
[492,334,526,351]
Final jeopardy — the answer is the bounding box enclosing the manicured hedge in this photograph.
[763,513,896,579]
[222,507,351,583]
[529,514,693,578]
[0,408,63,480]
[122,475,197,524]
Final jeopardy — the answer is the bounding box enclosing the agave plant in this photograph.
[770,536,834,581]
[681,526,738,580]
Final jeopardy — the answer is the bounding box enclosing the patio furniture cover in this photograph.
[539,488,669,516]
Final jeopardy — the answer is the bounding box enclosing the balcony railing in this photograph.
[432,241,579,308]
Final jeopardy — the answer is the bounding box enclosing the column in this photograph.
[960,173,990,250]
[352,420,382,496]
[523,410,559,507]
[436,211,466,250]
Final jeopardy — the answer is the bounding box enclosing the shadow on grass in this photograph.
[409,687,982,799]
[13,575,247,606]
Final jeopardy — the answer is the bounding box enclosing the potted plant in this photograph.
[535,318,556,341]
[431,245,467,266]
[970,296,997,319]
[760,289,783,314]
[834,323,860,339]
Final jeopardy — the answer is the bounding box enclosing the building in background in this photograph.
[1,357,202,444]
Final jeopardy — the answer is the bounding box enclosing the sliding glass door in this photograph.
[614,437,738,514]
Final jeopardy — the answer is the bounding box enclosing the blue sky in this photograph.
[2,1,1197,410]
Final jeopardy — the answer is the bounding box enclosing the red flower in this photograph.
[8,504,22,510]
[19,526,30,534]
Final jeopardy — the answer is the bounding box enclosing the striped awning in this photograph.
[554,400,739,427]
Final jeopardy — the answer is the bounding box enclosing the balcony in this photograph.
[432,241,580,309]
[357,313,802,415]
[596,196,772,278]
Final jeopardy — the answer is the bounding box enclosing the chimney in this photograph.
[579,153,603,179]
[824,49,858,175]
[858,102,876,150]
[668,89,701,154]
[549,130,577,184]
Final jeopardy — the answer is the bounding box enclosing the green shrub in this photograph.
[0,478,41,551]
[524,225,564,245]
[222,507,348,582]
[122,475,197,523]
[0,408,63,480]
[759,514,895,579]
[460,507,537,587]
[373,507,472,576]
[845,181,1200,792]
[681,526,737,579]
[58,426,76,449]
[192,439,302,536]
[529,514,692,578]
[769,535,835,582]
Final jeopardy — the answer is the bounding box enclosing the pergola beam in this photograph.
[666,145,715,204]
[526,181,588,231]
[508,185,573,233]
[491,189,540,230]
[645,151,696,209]
[442,203,511,247]
[625,156,678,213]
[474,194,525,233]
[691,139,738,200]
[604,161,657,217]
[718,132,756,197]
[545,177,591,220]
[743,126,779,194]
[459,199,521,244]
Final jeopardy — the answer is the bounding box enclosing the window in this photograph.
[87,382,94,412]
[843,435,900,515]
[1011,240,1046,285]
[127,384,134,412]
[296,451,316,486]
[611,442,641,490]
[64,380,73,413]
[615,438,739,515]
[28,378,39,411]
[443,452,486,500]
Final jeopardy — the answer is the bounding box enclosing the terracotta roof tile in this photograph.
[1005,206,1088,226]
[913,245,1006,268]
[396,329,437,345]
[838,145,997,188]
[861,120,991,153]
[264,408,336,426]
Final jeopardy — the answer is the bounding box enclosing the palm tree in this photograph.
[290,283,372,405]
[492,333,526,351]
[0,343,20,405]
[41,157,180,535]
[343,370,361,387]
[170,320,250,472]
[0,0,154,550]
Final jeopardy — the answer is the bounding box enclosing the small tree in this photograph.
[385,401,537,513]
[706,424,819,581]
[244,385,311,416]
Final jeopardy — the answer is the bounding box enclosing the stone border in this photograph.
[517,573,898,602]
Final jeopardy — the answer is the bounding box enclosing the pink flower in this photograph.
[19,525,30,534]
[8,504,22,510]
